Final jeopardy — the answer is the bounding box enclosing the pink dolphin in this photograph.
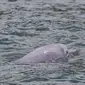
[15,44,79,64]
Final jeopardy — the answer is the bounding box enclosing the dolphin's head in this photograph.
[58,44,68,56]
[54,44,69,63]
[58,44,80,57]
[57,44,80,63]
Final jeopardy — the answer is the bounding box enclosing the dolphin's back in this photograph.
[15,44,68,64]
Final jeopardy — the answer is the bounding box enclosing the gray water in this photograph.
[0,0,85,85]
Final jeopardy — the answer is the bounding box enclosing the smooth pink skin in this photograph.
[15,44,68,64]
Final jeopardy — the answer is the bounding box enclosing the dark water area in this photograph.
[0,0,85,85]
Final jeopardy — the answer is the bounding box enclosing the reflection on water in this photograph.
[0,0,85,84]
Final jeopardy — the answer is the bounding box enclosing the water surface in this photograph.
[0,0,85,85]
